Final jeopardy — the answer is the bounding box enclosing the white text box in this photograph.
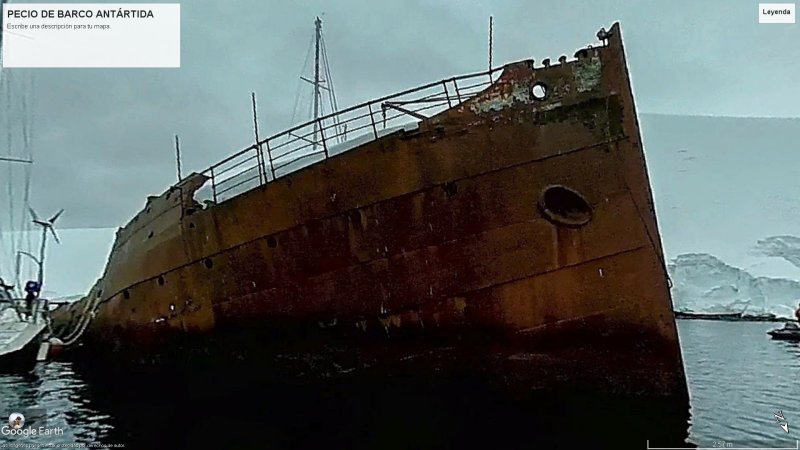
[759,3,796,23]
[2,3,180,68]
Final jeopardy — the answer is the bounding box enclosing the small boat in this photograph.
[1,57,57,368]
[767,323,800,341]
[0,293,49,368]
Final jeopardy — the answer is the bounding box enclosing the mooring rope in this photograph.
[54,293,101,346]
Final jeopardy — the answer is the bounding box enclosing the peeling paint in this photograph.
[539,102,562,112]
[470,83,531,114]
[574,56,602,93]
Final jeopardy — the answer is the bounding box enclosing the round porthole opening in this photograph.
[539,185,592,227]
[531,82,547,100]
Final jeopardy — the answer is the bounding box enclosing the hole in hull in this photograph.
[531,82,548,100]
[538,185,592,227]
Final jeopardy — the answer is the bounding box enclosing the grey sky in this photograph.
[642,114,800,280]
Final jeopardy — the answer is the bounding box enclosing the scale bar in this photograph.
[647,440,799,450]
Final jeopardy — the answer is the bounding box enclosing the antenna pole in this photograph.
[251,92,261,143]
[313,16,322,149]
[251,92,265,184]
[174,135,182,182]
[488,16,493,72]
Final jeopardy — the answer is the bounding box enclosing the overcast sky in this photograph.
[1,0,798,229]
[642,115,800,280]
[1,0,799,294]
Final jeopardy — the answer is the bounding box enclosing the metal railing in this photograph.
[201,66,505,203]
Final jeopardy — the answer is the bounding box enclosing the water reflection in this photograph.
[14,322,796,448]
[0,362,115,446]
[677,320,800,448]
[0,357,692,449]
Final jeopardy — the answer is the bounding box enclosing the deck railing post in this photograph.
[318,119,329,158]
[210,167,218,203]
[255,146,265,185]
[453,78,463,103]
[265,138,276,180]
[367,103,378,139]
[441,81,452,108]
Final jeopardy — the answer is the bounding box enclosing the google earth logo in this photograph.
[8,413,24,430]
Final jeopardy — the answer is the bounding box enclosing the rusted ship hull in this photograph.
[54,23,688,406]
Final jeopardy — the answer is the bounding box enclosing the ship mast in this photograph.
[291,16,343,147]
[312,16,321,149]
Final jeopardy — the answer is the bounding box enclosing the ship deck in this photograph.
[198,67,504,203]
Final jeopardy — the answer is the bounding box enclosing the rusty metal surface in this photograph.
[54,23,688,401]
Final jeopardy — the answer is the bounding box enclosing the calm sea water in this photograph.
[0,320,797,449]
[678,320,800,448]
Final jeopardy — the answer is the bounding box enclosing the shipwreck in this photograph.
[52,23,689,416]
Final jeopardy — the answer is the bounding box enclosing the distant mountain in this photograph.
[668,253,800,318]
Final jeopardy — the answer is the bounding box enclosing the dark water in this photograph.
[677,320,800,448]
[0,320,797,449]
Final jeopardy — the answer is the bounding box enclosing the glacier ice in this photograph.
[669,252,800,318]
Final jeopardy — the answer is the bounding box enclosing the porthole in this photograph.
[443,182,458,198]
[123,290,130,300]
[267,236,277,248]
[157,276,165,286]
[538,185,592,227]
[349,210,364,231]
[204,258,213,269]
[531,82,547,100]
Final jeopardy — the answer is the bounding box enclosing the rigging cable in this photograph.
[17,75,30,268]
[288,34,315,129]
[24,74,33,259]
[5,71,16,284]
[320,34,342,143]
